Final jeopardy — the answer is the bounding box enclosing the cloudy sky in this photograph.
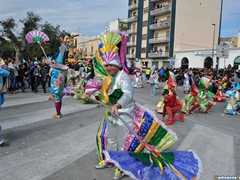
[0,0,239,37]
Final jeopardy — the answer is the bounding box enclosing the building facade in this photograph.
[126,0,222,69]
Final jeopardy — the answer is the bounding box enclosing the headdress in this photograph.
[99,31,129,74]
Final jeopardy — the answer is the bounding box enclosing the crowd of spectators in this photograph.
[2,57,94,95]
[135,64,240,94]
[2,58,51,94]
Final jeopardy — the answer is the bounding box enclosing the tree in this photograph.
[0,37,15,59]
[0,12,41,63]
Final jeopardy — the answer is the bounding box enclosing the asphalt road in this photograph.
[0,80,239,180]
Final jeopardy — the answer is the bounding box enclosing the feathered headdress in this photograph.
[100,32,121,66]
[100,31,129,74]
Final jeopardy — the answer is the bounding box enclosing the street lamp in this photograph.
[212,23,216,63]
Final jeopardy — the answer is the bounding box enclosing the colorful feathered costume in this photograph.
[155,70,178,114]
[224,82,240,115]
[181,77,199,115]
[212,78,226,102]
[189,76,215,114]
[85,41,201,180]
[0,58,10,144]
[132,69,143,88]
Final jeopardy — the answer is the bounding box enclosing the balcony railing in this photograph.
[149,37,170,44]
[128,3,138,10]
[125,16,138,23]
[127,41,137,46]
[126,54,136,59]
[149,21,170,30]
[151,0,169,2]
[150,6,171,16]
[148,52,169,58]
[127,28,137,34]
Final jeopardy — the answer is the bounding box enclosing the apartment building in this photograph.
[126,0,222,69]
[79,36,101,60]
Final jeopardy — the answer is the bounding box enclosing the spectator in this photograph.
[18,64,29,93]
[8,58,19,94]
[29,61,38,92]
[34,63,46,93]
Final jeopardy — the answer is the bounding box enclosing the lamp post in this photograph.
[212,23,216,63]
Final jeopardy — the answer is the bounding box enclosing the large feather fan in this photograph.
[100,32,121,45]
[26,30,49,44]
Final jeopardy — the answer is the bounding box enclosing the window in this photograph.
[84,47,87,52]
[142,21,148,27]
[142,34,147,40]
[91,46,93,52]
[132,36,135,42]
[154,33,158,38]
[166,31,170,37]
[143,8,148,14]
[132,24,136,29]
[131,49,135,54]
[141,48,146,53]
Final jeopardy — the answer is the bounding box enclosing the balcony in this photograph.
[148,52,169,58]
[126,54,136,59]
[149,21,170,30]
[127,28,137,34]
[149,36,169,44]
[150,6,171,16]
[151,0,169,2]
[125,16,138,23]
[127,41,137,46]
[128,3,138,10]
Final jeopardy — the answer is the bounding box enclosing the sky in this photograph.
[0,0,239,38]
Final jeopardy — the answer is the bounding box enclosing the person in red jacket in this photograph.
[161,89,184,125]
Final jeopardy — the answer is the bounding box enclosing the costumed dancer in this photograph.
[85,43,201,180]
[212,77,226,102]
[148,65,159,96]
[0,58,10,145]
[181,77,199,115]
[183,71,191,94]
[49,31,71,118]
[161,89,184,125]
[155,69,178,114]
[84,31,135,179]
[224,79,240,115]
[132,68,143,88]
[189,76,215,114]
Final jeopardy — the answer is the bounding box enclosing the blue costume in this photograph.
[50,31,70,118]
[0,59,10,144]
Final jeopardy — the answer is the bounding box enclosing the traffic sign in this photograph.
[216,45,229,58]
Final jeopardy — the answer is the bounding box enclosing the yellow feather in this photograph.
[95,50,105,68]
[100,45,119,54]
[101,75,112,104]
[101,32,121,46]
